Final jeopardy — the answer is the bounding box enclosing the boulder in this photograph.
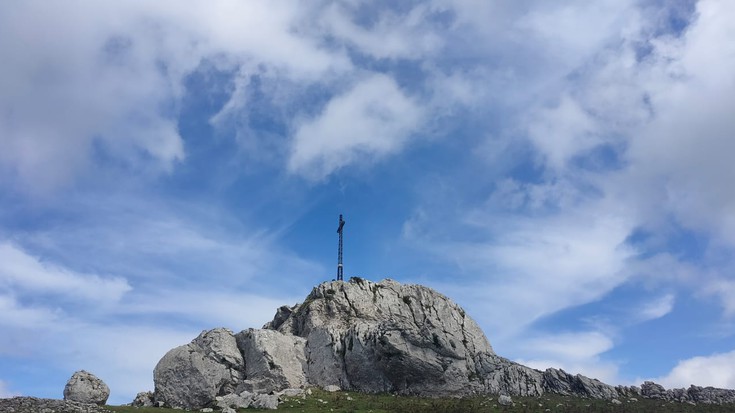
[235,328,307,393]
[267,278,494,395]
[154,328,245,409]
[215,392,253,410]
[498,394,513,406]
[252,393,280,409]
[323,384,341,392]
[63,370,110,405]
[131,391,155,407]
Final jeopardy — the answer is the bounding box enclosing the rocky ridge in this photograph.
[151,277,735,409]
[0,396,112,413]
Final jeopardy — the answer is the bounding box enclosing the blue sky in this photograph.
[1,0,735,405]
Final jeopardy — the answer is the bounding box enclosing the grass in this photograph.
[106,389,735,413]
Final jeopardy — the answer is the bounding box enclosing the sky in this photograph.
[1,0,735,405]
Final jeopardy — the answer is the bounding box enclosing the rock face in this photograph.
[542,368,619,399]
[267,278,494,395]
[154,328,245,409]
[639,381,735,404]
[63,370,110,406]
[236,328,307,393]
[152,277,735,408]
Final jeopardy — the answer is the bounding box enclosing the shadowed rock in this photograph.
[267,278,494,395]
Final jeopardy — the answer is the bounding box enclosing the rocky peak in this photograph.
[262,277,494,395]
[149,277,735,409]
[268,277,493,356]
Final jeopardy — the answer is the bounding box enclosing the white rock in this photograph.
[216,392,252,410]
[236,328,307,394]
[279,388,306,397]
[154,328,245,409]
[323,385,341,392]
[252,394,279,410]
[498,395,513,406]
[63,370,110,405]
[131,391,155,407]
[269,278,494,396]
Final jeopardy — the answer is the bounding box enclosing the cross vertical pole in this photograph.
[337,214,345,281]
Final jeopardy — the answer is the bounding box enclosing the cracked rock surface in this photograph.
[154,328,245,409]
[63,370,110,406]
[151,278,735,408]
[266,277,495,395]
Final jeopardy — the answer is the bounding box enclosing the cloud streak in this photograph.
[0,242,131,303]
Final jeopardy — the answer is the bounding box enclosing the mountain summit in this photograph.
[152,278,735,409]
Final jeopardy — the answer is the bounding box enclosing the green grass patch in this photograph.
[106,389,735,413]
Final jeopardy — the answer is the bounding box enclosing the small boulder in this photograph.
[215,392,252,410]
[279,388,306,397]
[63,370,110,405]
[252,394,279,410]
[323,384,341,392]
[131,391,155,407]
[498,394,513,406]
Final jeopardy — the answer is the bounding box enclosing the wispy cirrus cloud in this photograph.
[0,242,131,303]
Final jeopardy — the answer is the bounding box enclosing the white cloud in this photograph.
[656,349,735,389]
[318,3,442,60]
[638,293,675,322]
[407,193,637,341]
[526,94,599,170]
[602,0,735,247]
[0,1,349,194]
[516,331,619,383]
[288,74,423,180]
[0,242,131,303]
[0,294,61,329]
[118,290,298,330]
[703,280,735,318]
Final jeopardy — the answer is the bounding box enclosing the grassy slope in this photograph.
[107,389,735,413]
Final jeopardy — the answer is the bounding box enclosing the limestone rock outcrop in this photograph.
[236,328,307,393]
[267,278,494,395]
[131,391,155,407]
[639,381,735,404]
[542,368,619,399]
[151,277,735,408]
[153,328,245,409]
[63,370,110,406]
